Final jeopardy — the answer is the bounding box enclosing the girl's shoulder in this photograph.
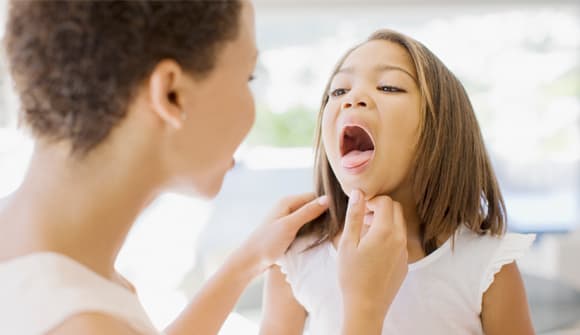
[453,225,536,262]
[278,233,329,263]
[408,226,536,315]
[288,233,326,252]
[450,225,536,303]
[275,234,332,287]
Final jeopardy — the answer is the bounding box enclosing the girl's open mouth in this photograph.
[340,124,376,173]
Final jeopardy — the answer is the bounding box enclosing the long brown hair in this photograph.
[298,29,506,254]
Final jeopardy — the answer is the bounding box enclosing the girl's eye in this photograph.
[330,88,348,97]
[378,85,405,93]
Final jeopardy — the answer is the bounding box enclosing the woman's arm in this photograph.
[165,193,328,335]
[481,262,535,335]
[51,191,408,335]
[164,249,261,335]
[259,265,307,335]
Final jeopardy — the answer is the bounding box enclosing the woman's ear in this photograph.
[149,59,186,129]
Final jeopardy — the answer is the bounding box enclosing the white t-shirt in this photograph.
[277,226,535,335]
[0,252,159,335]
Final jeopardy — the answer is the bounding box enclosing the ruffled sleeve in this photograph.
[479,232,536,296]
[275,248,296,287]
[275,235,315,287]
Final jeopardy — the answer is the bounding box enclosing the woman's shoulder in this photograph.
[46,312,144,335]
[0,252,157,335]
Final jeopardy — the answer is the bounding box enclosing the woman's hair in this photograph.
[299,29,506,254]
[4,0,241,155]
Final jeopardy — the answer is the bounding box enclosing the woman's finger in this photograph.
[270,192,317,219]
[280,195,329,231]
[339,189,366,249]
[365,196,395,234]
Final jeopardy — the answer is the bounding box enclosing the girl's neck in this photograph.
[0,141,164,282]
[332,182,427,263]
[332,181,454,262]
[388,181,422,241]
[389,182,454,258]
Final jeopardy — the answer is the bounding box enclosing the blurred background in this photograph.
[0,0,579,334]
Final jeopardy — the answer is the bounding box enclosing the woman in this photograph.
[0,1,408,334]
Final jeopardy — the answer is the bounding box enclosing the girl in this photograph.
[261,29,536,335]
[0,1,407,335]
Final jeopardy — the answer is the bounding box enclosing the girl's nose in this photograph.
[342,99,367,109]
[341,90,372,110]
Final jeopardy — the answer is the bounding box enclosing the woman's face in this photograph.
[321,40,422,199]
[169,1,258,197]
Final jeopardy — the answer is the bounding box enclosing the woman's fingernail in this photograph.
[317,195,328,206]
[349,189,361,205]
[364,213,373,226]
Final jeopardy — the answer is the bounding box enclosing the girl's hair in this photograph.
[298,29,506,254]
[4,0,241,155]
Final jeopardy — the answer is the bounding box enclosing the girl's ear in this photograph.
[148,59,186,129]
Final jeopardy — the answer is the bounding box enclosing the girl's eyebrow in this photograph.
[336,64,418,83]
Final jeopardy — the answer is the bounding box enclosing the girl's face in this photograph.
[322,40,421,198]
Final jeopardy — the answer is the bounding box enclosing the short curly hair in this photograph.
[4,0,242,155]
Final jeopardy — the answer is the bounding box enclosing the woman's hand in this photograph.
[337,189,408,334]
[235,192,329,277]
[166,193,327,335]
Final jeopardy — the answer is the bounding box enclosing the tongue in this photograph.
[341,150,374,169]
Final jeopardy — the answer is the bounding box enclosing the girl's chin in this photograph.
[339,182,377,200]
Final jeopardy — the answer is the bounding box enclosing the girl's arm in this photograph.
[481,262,535,335]
[259,265,307,335]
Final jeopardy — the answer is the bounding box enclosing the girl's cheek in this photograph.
[321,114,333,146]
[321,105,337,128]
